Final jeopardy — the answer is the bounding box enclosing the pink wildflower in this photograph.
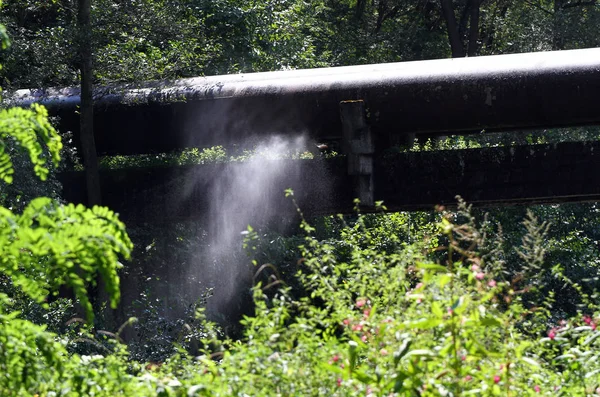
[488,279,497,287]
[380,349,388,356]
[464,375,472,381]
[584,315,593,325]
[548,328,557,340]
[337,378,342,387]
[493,375,501,384]
[534,385,541,393]
[356,299,367,308]
[476,272,485,280]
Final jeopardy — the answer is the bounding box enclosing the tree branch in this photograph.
[458,0,472,41]
[561,0,598,9]
[78,0,101,206]
[440,0,465,57]
[523,0,554,15]
[467,0,481,56]
[374,3,405,34]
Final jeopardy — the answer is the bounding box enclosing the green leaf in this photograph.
[452,296,470,315]
[521,356,541,368]
[416,262,448,273]
[407,317,442,330]
[394,339,412,366]
[403,349,436,359]
[348,340,359,372]
[353,369,375,384]
[431,302,444,318]
[583,331,600,346]
[437,273,453,288]
[480,317,502,327]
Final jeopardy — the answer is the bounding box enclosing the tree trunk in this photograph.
[79,0,112,326]
[467,0,480,56]
[440,0,465,57]
[78,0,101,205]
[458,0,472,42]
[553,0,566,50]
[355,0,367,21]
[375,0,387,33]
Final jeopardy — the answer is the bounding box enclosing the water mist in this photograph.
[185,135,312,327]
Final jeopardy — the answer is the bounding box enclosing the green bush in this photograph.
[123,195,600,396]
[0,16,137,393]
[5,144,600,395]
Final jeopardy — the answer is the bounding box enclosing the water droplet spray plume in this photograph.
[185,134,312,327]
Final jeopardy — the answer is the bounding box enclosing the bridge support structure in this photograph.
[340,100,375,207]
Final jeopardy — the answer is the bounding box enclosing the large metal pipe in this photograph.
[11,48,600,155]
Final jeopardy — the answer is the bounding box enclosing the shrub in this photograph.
[131,195,600,396]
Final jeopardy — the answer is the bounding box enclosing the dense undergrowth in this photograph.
[4,162,600,395]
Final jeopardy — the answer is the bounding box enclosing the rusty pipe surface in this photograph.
[11,48,600,155]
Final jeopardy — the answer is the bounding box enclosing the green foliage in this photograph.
[0,92,127,321]
[0,103,61,184]
[4,182,600,395]
[97,144,319,170]
[98,146,228,170]
[0,302,67,395]
[3,0,600,91]
[0,18,136,394]
[0,91,130,324]
[0,105,68,213]
[0,197,132,321]
[101,196,598,396]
